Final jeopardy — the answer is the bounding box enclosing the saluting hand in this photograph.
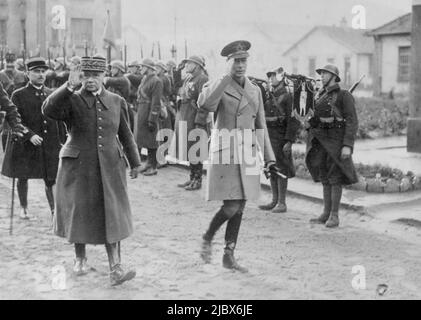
[68,66,82,90]
[226,58,235,77]
[30,134,43,146]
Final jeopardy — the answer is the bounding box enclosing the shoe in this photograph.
[272,203,287,213]
[139,162,152,173]
[19,208,36,220]
[73,258,89,276]
[310,212,330,224]
[325,211,339,228]
[200,237,212,264]
[178,180,192,188]
[143,167,158,176]
[222,248,248,273]
[110,265,136,286]
[185,179,202,191]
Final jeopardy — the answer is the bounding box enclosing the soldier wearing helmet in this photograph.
[307,64,359,228]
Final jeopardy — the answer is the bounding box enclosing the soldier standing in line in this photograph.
[258,67,300,213]
[42,55,141,286]
[196,41,276,272]
[136,58,163,176]
[2,57,66,220]
[125,61,143,132]
[306,64,359,228]
[175,55,209,191]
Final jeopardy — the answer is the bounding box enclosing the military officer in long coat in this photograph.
[259,68,300,213]
[42,55,141,286]
[196,41,276,272]
[306,64,358,228]
[175,55,209,191]
[2,57,66,220]
[136,58,163,176]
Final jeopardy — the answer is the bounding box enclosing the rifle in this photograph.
[349,75,366,94]
[0,46,4,70]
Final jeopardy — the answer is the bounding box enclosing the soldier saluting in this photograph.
[196,41,276,272]
[306,64,358,228]
[42,55,141,286]
[259,67,300,213]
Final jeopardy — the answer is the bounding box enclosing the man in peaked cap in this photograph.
[174,55,209,191]
[195,40,276,272]
[258,66,300,214]
[42,54,141,286]
[2,57,66,220]
[136,58,163,176]
[307,64,358,228]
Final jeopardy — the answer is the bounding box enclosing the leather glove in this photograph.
[11,124,28,141]
[283,141,292,157]
[147,121,156,133]
[341,146,352,160]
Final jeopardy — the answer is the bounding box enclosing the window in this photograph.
[71,18,93,48]
[308,57,316,77]
[398,46,411,82]
[0,19,6,45]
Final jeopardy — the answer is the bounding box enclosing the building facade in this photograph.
[370,13,411,97]
[282,25,374,95]
[0,0,122,58]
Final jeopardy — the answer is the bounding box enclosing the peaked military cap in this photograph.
[26,57,49,71]
[316,64,341,82]
[81,55,107,72]
[221,40,251,60]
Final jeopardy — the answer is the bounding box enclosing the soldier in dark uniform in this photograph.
[306,64,358,228]
[2,57,66,220]
[175,55,209,191]
[125,61,143,132]
[259,68,300,213]
[45,57,71,89]
[0,53,28,151]
[136,58,163,176]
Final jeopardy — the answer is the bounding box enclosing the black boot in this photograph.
[222,211,248,273]
[185,163,202,191]
[259,177,278,211]
[222,243,248,273]
[73,244,88,276]
[273,178,288,213]
[17,179,34,220]
[45,186,55,216]
[201,208,229,263]
[326,185,342,228]
[105,242,136,286]
[310,184,332,224]
[143,149,158,176]
[178,165,194,188]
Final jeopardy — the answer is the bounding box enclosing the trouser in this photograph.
[74,242,121,270]
[148,148,158,169]
[190,163,203,182]
[204,200,247,249]
[17,178,55,212]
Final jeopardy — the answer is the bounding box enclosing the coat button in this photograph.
[99,136,103,139]
[98,117,103,121]
[44,130,47,134]
[43,120,47,124]
[98,126,103,130]
[98,108,102,112]
[99,144,103,148]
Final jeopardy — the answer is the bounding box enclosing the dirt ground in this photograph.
[0,165,420,300]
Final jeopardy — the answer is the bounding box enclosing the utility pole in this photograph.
[408,0,421,152]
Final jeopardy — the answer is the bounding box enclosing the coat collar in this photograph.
[79,86,109,110]
[225,77,257,112]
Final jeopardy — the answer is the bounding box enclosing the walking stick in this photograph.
[10,177,15,236]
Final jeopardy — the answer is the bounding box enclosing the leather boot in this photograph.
[105,242,136,286]
[272,178,288,213]
[45,186,55,216]
[73,244,88,276]
[222,243,248,273]
[178,166,194,188]
[185,164,202,191]
[18,179,33,220]
[200,208,229,263]
[259,177,278,211]
[310,184,332,224]
[326,185,342,228]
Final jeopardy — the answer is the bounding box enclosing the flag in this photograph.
[102,10,116,49]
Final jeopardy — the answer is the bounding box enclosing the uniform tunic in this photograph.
[196,75,275,201]
[305,83,358,185]
[42,84,141,245]
[2,83,66,180]
[264,84,300,178]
